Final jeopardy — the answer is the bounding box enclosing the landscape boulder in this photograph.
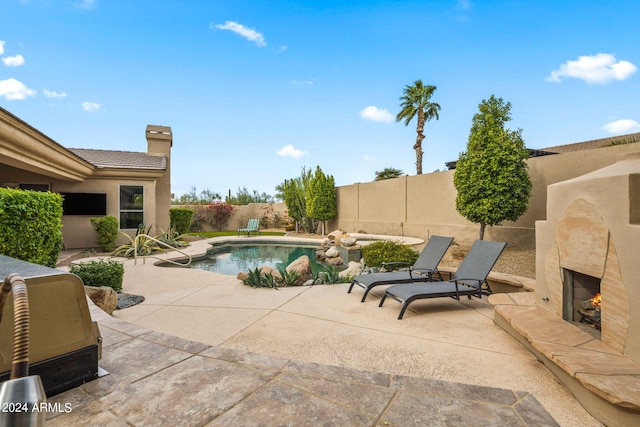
[325,246,340,258]
[340,237,357,247]
[339,261,363,279]
[84,286,118,315]
[286,255,312,284]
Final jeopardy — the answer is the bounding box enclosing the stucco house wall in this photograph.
[0,107,172,249]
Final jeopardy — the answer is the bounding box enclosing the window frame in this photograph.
[119,185,145,230]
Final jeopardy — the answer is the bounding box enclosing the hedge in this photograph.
[90,216,119,252]
[0,187,63,268]
[361,240,419,270]
[169,208,194,235]
[70,259,124,292]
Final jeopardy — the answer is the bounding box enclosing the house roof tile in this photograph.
[68,148,166,170]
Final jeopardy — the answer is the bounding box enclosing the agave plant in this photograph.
[156,225,188,248]
[318,266,342,284]
[241,267,264,288]
[262,272,280,289]
[241,267,279,289]
[277,268,299,287]
[113,224,162,257]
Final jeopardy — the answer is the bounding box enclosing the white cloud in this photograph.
[277,144,306,158]
[547,53,637,84]
[360,105,394,123]
[82,101,101,112]
[292,80,313,86]
[2,54,25,67]
[212,21,266,47]
[0,41,5,55]
[0,78,36,100]
[363,154,376,162]
[74,0,95,9]
[44,89,67,99]
[602,119,640,134]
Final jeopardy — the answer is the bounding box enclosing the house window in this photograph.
[120,185,144,229]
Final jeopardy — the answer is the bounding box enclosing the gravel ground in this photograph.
[439,240,536,279]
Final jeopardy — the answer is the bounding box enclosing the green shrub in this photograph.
[361,240,419,270]
[90,216,119,252]
[70,259,124,292]
[170,208,194,234]
[0,188,63,267]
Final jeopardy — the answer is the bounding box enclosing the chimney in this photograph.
[146,125,172,232]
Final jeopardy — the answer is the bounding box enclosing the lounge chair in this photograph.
[238,218,260,237]
[347,235,454,302]
[379,240,506,319]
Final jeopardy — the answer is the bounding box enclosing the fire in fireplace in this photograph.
[578,292,601,329]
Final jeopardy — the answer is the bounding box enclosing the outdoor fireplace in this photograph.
[562,269,601,331]
[536,152,639,358]
[494,151,640,425]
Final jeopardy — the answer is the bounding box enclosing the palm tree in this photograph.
[396,80,440,174]
[374,167,405,181]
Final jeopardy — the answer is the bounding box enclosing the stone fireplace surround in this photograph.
[491,152,640,426]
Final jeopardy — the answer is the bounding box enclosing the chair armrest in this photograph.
[381,261,412,268]
[453,278,483,291]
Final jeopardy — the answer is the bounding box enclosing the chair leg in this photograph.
[378,293,387,307]
[347,281,355,293]
[397,303,409,320]
[361,288,371,303]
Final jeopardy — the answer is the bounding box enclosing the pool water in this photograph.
[188,244,331,276]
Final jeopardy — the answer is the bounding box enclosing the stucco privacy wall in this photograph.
[328,142,640,247]
[178,203,288,232]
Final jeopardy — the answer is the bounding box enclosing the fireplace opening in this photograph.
[562,269,601,336]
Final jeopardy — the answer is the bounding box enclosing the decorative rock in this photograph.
[303,279,315,286]
[325,246,340,258]
[315,250,326,260]
[286,255,312,284]
[340,237,357,247]
[334,234,351,246]
[327,229,346,239]
[339,261,363,279]
[326,257,344,266]
[84,286,118,315]
[237,272,248,281]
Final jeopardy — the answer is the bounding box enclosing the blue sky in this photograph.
[2,1,639,198]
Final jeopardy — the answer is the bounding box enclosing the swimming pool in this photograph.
[185,242,331,276]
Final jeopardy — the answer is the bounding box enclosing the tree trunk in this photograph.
[415,144,423,175]
[479,222,486,240]
[414,109,425,175]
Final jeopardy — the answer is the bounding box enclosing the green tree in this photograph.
[374,167,405,181]
[396,80,441,175]
[453,95,532,240]
[306,166,336,235]
[172,187,221,204]
[280,167,319,233]
[227,187,274,205]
